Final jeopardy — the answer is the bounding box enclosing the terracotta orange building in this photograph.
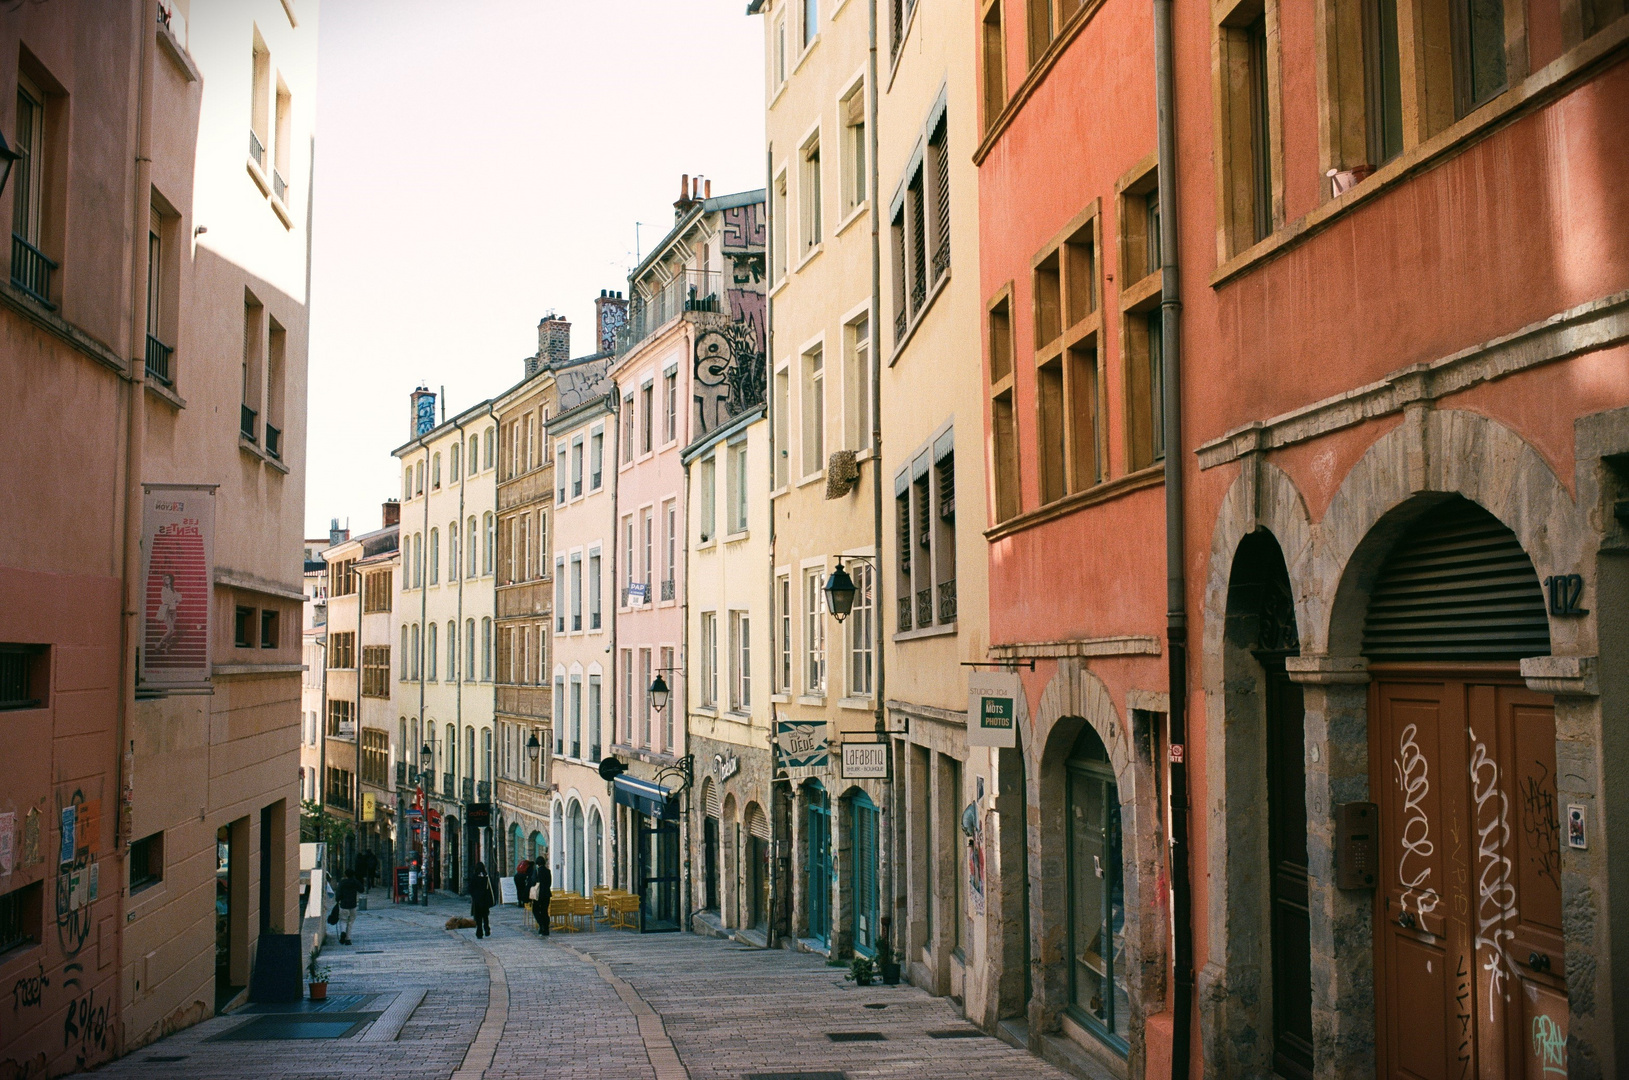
[977,0,1629,1077]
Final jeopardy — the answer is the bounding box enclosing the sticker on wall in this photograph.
[1567,804,1587,850]
[0,812,12,876]
[966,671,1021,748]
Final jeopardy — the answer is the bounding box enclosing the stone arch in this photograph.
[1023,658,1163,1076]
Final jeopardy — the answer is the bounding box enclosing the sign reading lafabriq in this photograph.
[966,670,1021,748]
[776,720,827,779]
[841,741,888,780]
[139,484,216,690]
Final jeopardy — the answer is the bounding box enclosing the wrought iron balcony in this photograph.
[477,780,490,802]
[932,237,950,283]
[894,307,907,346]
[266,424,282,459]
[897,595,913,633]
[396,761,407,786]
[272,168,287,203]
[937,578,957,622]
[616,270,729,354]
[11,234,56,309]
[661,579,675,602]
[572,613,582,632]
[442,772,455,797]
[462,778,475,803]
[145,334,174,386]
[240,404,258,441]
[916,588,933,628]
[249,128,265,168]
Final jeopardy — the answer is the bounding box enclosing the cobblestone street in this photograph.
[92,893,1073,1080]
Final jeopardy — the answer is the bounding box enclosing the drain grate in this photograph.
[861,1003,888,1010]
[927,1027,987,1039]
[743,1074,847,1080]
[142,1056,189,1062]
[207,1012,380,1041]
[355,949,385,954]
[825,1031,886,1042]
[239,993,377,1015]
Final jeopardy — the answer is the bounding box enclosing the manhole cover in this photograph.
[825,1031,886,1042]
[743,1074,847,1080]
[927,1027,986,1039]
[356,949,385,954]
[207,1012,380,1041]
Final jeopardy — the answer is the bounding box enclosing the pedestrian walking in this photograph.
[469,861,495,938]
[513,858,531,915]
[408,859,421,903]
[531,856,552,936]
[362,850,379,892]
[336,868,361,945]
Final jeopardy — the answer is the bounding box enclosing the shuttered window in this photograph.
[745,802,771,841]
[1362,499,1549,663]
[929,114,950,283]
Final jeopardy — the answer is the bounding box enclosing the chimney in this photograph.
[328,517,347,547]
[382,499,400,528]
[704,178,712,199]
[409,386,436,438]
[529,313,571,377]
[595,289,629,355]
[675,171,703,220]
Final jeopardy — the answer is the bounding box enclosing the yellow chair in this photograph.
[549,896,576,932]
[608,894,640,930]
[569,896,595,932]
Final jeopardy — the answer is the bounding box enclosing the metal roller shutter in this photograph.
[744,803,770,841]
[1362,499,1549,663]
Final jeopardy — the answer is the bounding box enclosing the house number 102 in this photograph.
[1544,574,1588,617]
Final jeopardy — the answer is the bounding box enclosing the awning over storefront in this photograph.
[613,775,675,820]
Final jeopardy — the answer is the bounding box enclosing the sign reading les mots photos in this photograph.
[139,484,216,690]
[966,670,1021,748]
[841,741,888,779]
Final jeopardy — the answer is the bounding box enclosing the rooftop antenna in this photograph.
[635,222,654,266]
[440,385,446,424]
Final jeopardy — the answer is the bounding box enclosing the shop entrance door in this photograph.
[637,814,681,932]
[1372,673,1567,1079]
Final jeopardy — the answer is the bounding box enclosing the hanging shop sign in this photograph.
[138,484,216,690]
[966,671,1021,748]
[361,792,377,822]
[776,720,828,779]
[840,741,889,780]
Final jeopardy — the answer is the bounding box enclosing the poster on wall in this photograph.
[966,670,1021,748]
[139,484,216,690]
[776,720,828,780]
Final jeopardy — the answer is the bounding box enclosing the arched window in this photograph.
[482,728,492,782]
[483,512,495,574]
[468,517,479,577]
[428,529,439,584]
[427,623,438,680]
[466,618,477,673]
[415,533,424,588]
[587,806,604,891]
[469,435,479,472]
[445,723,457,780]
[432,452,442,489]
[552,802,565,882]
[485,428,495,469]
[410,623,421,679]
[400,626,409,679]
[415,461,424,495]
[449,522,459,580]
[402,467,411,502]
[451,442,461,480]
[447,620,457,679]
[481,617,493,680]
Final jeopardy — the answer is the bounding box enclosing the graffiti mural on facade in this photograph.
[720,203,766,251]
[556,359,612,413]
[10,961,48,1012]
[693,318,765,435]
[61,989,110,1068]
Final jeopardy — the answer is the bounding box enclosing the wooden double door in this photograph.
[1372,671,1569,1080]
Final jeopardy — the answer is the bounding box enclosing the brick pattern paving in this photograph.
[96,893,1072,1080]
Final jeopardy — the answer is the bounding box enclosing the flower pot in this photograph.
[880,961,900,985]
[308,981,328,1001]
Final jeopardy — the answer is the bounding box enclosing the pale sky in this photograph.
[304,0,766,537]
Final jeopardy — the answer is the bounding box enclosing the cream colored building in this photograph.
[301,536,329,804]
[876,0,988,1012]
[756,0,887,961]
[392,390,498,894]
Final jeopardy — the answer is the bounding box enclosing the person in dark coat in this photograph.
[362,850,379,892]
[469,861,495,938]
[336,869,362,945]
[513,859,531,914]
[531,857,552,935]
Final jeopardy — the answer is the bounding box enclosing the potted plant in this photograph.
[307,957,331,1001]
[876,917,900,985]
[846,955,876,987]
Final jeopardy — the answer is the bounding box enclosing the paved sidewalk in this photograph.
[94,893,1072,1080]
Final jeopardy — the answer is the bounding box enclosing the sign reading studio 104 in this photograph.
[966,670,1021,748]
[139,484,216,691]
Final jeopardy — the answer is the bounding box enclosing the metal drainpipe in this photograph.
[866,0,893,966]
[763,142,783,951]
[1153,0,1193,1074]
[354,550,363,866]
[418,442,430,887]
[607,389,621,889]
[681,413,694,936]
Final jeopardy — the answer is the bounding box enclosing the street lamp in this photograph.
[0,130,19,199]
[823,563,858,622]
[648,673,670,713]
[526,732,541,763]
[419,742,433,779]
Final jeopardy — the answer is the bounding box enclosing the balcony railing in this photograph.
[266,424,282,459]
[572,614,582,632]
[932,237,950,282]
[442,772,455,798]
[916,588,933,628]
[477,780,490,802]
[616,270,730,354]
[240,404,258,441]
[11,235,56,309]
[661,579,675,602]
[145,334,174,386]
[249,128,265,168]
[894,307,907,347]
[937,578,957,622]
[396,761,407,786]
[462,778,475,803]
[897,595,913,634]
[272,168,287,202]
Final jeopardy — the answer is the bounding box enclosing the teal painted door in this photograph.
[807,787,831,943]
[852,795,879,956]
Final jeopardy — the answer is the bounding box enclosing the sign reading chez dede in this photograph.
[966,670,1021,748]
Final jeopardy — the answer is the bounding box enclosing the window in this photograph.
[328,631,355,669]
[469,434,479,471]
[260,608,279,649]
[1037,212,1104,502]
[728,441,749,534]
[848,561,873,696]
[895,432,958,631]
[361,729,389,787]
[451,442,461,481]
[363,570,392,613]
[0,881,43,955]
[700,455,717,542]
[242,297,264,441]
[432,453,442,490]
[250,32,271,168]
[411,623,421,679]
[772,172,789,283]
[622,394,635,462]
[526,413,536,471]
[428,529,439,584]
[571,675,583,758]
[663,503,677,597]
[329,558,357,597]
[481,618,492,680]
[589,550,602,629]
[844,315,872,452]
[467,518,478,577]
[466,618,476,674]
[327,699,354,737]
[485,428,495,469]
[774,13,788,89]
[982,1,1007,129]
[572,438,584,497]
[701,613,718,707]
[640,381,654,455]
[555,678,567,756]
[447,620,458,681]
[663,368,678,444]
[558,444,568,503]
[416,462,424,495]
[803,0,819,48]
[926,113,950,285]
[590,429,604,489]
[623,515,635,599]
[621,650,634,744]
[11,74,52,307]
[639,649,653,747]
[146,204,174,383]
[804,570,827,694]
[730,611,751,710]
[774,366,790,488]
[129,832,163,893]
[484,512,495,574]
[400,626,410,679]
[427,623,438,680]
[802,345,825,476]
[588,675,602,761]
[1118,169,1164,471]
[362,646,390,697]
[450,522,461,581]
[778,575,792,693]
[570,554,583,631]
[1027,0,1084,64]
[841,84,867,216]
[800,135,822,252]
[1217,3,1278,255]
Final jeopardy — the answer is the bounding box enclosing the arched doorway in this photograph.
[587,807,604,891]
[509,823,522,873]
[445,816,459,895]
[804,780,831,946]
[568,801,586,893]
[1063,724,1127,1054]
[744,802,770,932]
[1361,497,1564,1076]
